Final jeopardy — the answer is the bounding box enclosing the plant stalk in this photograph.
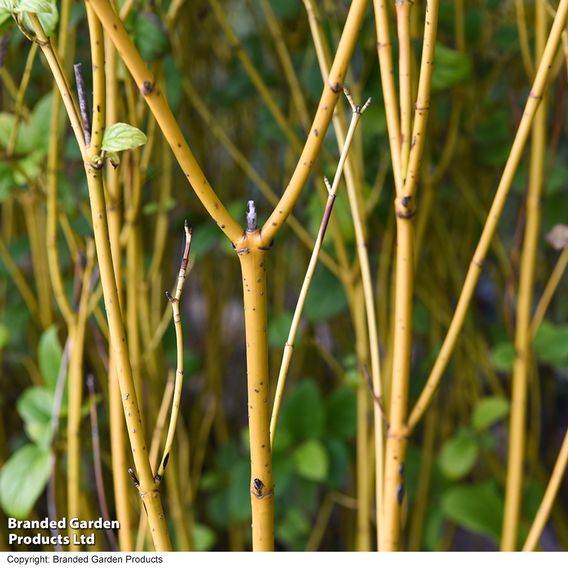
[238,238,274,551]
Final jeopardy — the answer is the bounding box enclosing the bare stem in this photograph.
[270,93,369,447]
[157,222,192,482]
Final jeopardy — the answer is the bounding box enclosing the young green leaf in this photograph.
[472,396,510,431]
[38,325,62,390]
[0,323,9,348]
[268,311,294,348]
[21,0,58,35]
[441,481,504,543]
[431,44,472,92]
[17,387,53,426]
[0,0,16,12]
[324,386,356,440]
[293,439,329,481]
[438,429,479,480]
[192,523,217,552]
[534,321,568,367]
[102,122,147,153]
[490,342,515,372]
[280,380,324,442]
[14,0,53,14]
[0,444,51,518]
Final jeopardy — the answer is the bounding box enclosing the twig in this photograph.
[73,63,91,145]
[269,91,369,447]
[156,221,192,483]
[362,365,388,426]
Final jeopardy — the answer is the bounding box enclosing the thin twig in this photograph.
[73,63,91,145]
[156,221,192,482]
[362,365,388,426]
[269,91,369,447]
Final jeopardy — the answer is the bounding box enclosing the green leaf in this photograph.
[280,379,324,442]
[26,93,58,152]
[14,0,52,14]
[0,113,21,152]
[304,266,347,322]
[129,12,169,62]
[268,311,293,348]
[424,506,445,550]
[21,0,58,34]
[324,386,356,439]
[472,396,510,431]
[0,161,15,202]
[534,321,568,367]
[324,438,350,489]
[438,429,479,480]
[269,0,300,21]
[0,7,13,30]
[547,161,568,195]
[276,508,310,550]
[142,197,175,216]
[17,387,53,424]
[431,44,472,91]
[102,122,147,153]
[192,523,216,552]
[413,301,431,336]
[228,460,251,522]
[293,439,329,481]
[0,444,51,518]
[17,387,55,447]
[441,481,504,543]
[0,323,9,348]
[190,224,222,260]
[491,342,515,372]
[38,325,62,390]
[0,0,16,12]
[206,491,229,529]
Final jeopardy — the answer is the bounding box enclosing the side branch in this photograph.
[269,92,370,447]
[157,222,192,483]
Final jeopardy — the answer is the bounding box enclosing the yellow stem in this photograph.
[502,0,548,550]
[372,0,403,193]
[407,0,568,433]
[67,241,95,550]
[523,429,568,551]
[29,13,171,551]
[396,0,412,179]
[238,241,274,551]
